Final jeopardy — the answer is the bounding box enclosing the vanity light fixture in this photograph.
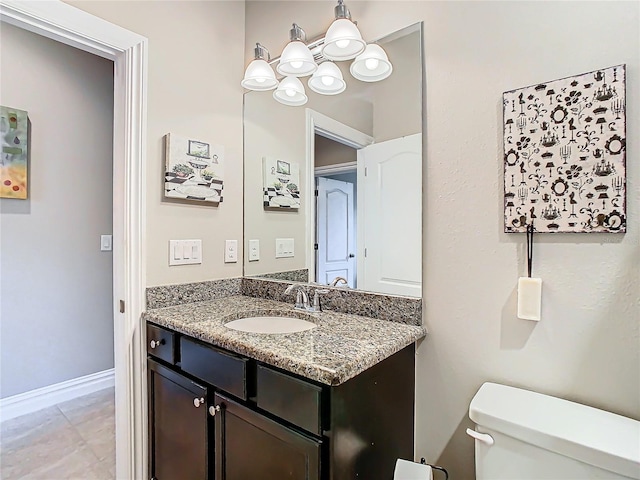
[277,24,317,77]
[273,76,308,106]
[242,0,391,103]
[241,43,278,91]
[308,61,346,95]
[350,44,393,82]
[321,0,366,61]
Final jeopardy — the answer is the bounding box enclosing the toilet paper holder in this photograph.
[420,457,449,480]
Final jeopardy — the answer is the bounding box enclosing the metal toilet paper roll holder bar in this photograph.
[420,457,449,480]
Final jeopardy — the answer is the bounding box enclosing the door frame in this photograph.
[0,1,148,479]
[314,161,357,176]
[305,109,373,283]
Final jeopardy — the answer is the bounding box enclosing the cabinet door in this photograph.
[214,393,321,480]
[148,359,209,480]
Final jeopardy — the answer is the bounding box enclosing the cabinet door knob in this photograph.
[193,397,205,408]
[149,339,165,349]
[208,405,221,417]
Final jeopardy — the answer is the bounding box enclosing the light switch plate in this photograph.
[248,239,260,262]
[275,238,294,258]
[225,240,238,263]
[170,239,202,266]
[100,234,112,252]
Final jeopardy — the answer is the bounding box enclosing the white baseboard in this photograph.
[0,368,115,422]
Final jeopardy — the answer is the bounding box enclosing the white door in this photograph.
[316,176,356,287]
[357,133,422,296]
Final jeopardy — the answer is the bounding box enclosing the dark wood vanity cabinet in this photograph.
[215,393,321,480]
[148,359,210,480]
[147,323,415,480]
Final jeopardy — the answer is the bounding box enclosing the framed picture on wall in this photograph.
[164,133,224,204]
[1,106,29,200]
[263,156,300,209]
[503,65,626,233]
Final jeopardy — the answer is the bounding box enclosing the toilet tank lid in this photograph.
[469,382,640,480]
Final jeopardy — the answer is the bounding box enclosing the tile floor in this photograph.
[1,387,115,480]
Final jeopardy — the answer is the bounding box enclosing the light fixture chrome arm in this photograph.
[289,23,306,42]
[334,0,352,20]
[253,42,270,62]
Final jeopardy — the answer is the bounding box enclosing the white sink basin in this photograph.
[224,316,317,334]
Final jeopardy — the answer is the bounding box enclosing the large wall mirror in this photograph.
[243,23,423,298]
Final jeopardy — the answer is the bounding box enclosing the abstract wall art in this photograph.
[1,106,28,200]
[263,156,300,209]
[164,133,224,204]
[503,65,626,233]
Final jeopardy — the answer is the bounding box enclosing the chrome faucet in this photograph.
[330,276,348,287]
[284,284,329,312]
[284,284,309,310]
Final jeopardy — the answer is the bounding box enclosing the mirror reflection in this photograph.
[243,23,423,298]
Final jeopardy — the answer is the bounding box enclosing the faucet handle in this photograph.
[312,289,330,312]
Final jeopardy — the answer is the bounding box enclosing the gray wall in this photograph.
[246,2,640,478]
[0,24,114,398]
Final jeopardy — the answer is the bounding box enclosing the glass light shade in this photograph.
[308,62,346,95]
[273,76,308,106]
[350,44,393,82]
[277,41,317,77]
[241,58,278,91]
[321,18,366,61]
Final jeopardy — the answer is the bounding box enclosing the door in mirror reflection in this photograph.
[316,175,356,288]
[358,134,422,297]
[314,133,421,297]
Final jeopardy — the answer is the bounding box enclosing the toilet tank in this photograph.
[468,382,640,480]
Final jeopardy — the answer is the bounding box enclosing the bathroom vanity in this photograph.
[143,294,425,480]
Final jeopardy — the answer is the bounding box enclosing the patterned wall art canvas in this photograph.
[503,65,626,233]
[164,133,224,204]
[1,106,28,199]
[263,156,300,209]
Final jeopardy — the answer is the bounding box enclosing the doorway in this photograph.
[314,135,357,288]
[306,111,422,297]
[0,2,147,478]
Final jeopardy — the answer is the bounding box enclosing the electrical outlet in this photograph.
[225,240,238,263]
[248,239,260,261]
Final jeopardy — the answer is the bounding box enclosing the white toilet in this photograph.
[468,382,640,479]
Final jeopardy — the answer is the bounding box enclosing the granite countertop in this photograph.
[143,295,426,386]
